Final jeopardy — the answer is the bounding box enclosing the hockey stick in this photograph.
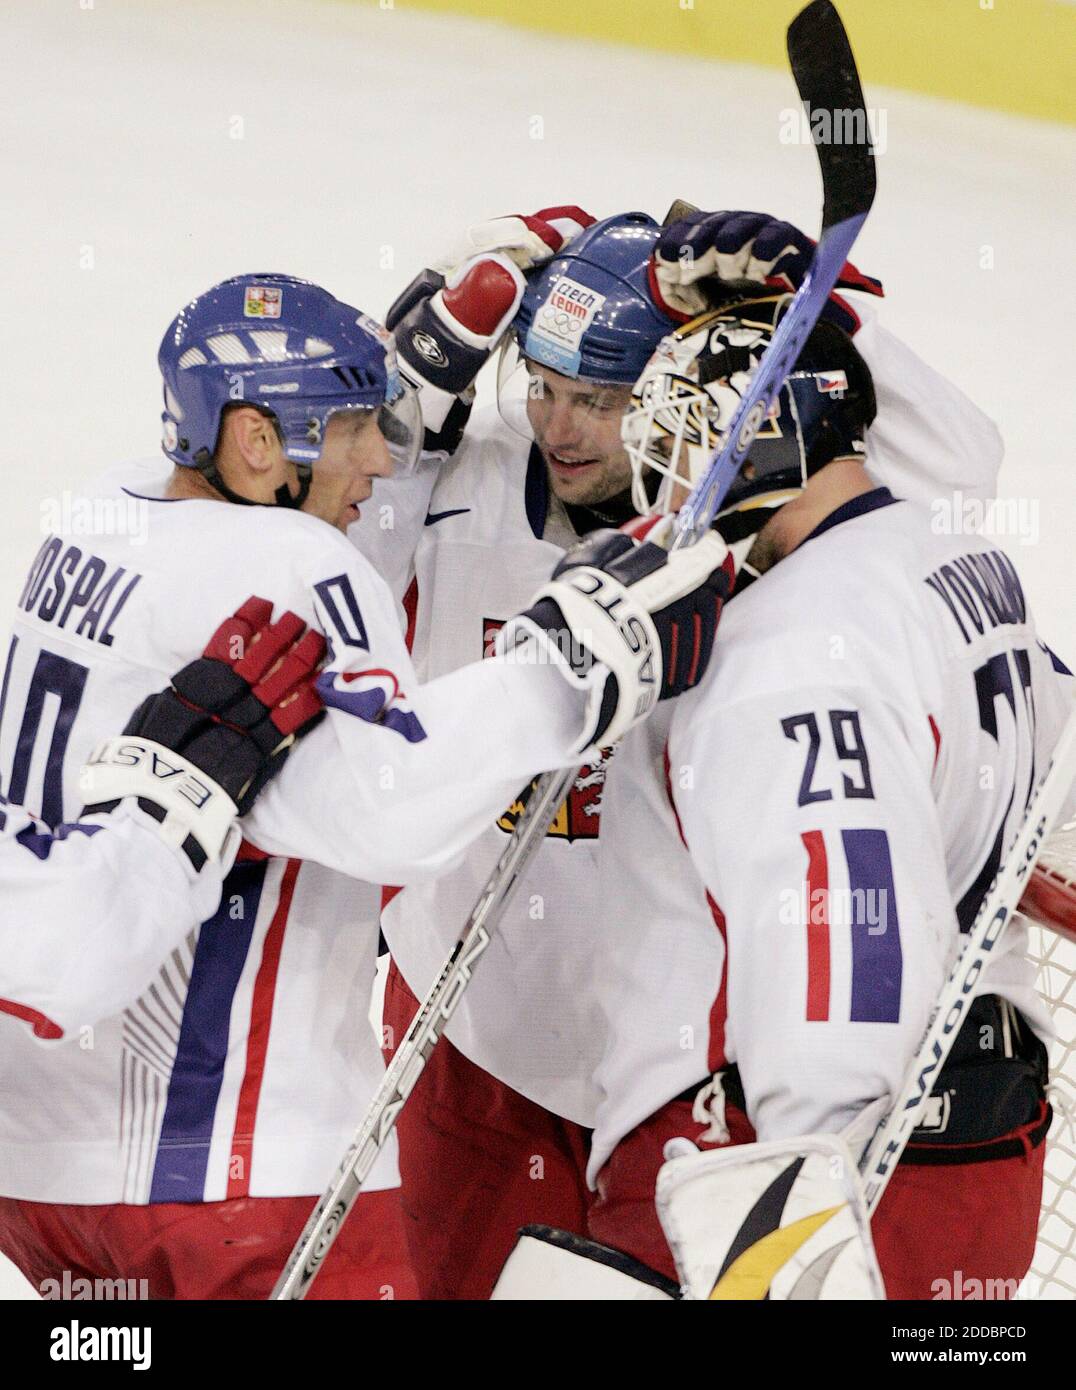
[270,0,874,1300]
[860,704,1076,1214]
[675,0,876,546]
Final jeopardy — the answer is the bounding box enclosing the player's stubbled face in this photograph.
[302,409,392,531]
[526,364,635,507]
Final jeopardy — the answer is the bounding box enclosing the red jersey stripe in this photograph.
[801,829,831,1022]
[0,996,63,1041]
[226,857,301,1199]
[705,892,730,1075]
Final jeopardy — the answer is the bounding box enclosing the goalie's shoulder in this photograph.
[692,501,925,711]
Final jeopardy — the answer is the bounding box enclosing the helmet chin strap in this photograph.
[713,498,792,594]
[193,451,313,511]
[273,468,313,509]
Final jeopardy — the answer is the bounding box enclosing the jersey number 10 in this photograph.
[0,636,89,827]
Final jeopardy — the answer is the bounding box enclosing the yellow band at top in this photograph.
[380,0,1075,127]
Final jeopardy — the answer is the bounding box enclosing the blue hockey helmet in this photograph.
[158,274,421,498]
[513,212,673,384]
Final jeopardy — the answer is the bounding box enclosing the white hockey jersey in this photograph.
[0,798,227,1040]
[586,489,1072,1183]
[0,466,585,1204]
[381,411,609,1123]
[381,314,1007,1126]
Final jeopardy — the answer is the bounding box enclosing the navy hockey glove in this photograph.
[651,209,883,336]
[502,526,735,755]
[82,598,325,869]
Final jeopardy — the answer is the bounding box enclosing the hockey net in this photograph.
[1021,817,1076,1299]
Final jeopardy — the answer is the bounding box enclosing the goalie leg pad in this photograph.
[491,1225,678,1301]
[655,1135,885,1300]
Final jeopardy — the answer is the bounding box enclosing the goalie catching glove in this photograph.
[81,597,326,872]
[500,525,735,756]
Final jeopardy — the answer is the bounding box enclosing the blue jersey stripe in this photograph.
[0,634,17,820]
[843,828,903,1024]
[149,858,268,1203]
[15,820,102,860]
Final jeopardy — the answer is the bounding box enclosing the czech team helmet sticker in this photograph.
[524,273,607,377]
[243,285,283,318]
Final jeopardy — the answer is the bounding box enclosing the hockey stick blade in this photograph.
[788,0,877,229]
[860,705,1076,1214]
[674,0,875,547]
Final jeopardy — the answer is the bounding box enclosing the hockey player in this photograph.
[374,207,1009,1297]
[0,599,324,1040]
[0,272,728,1300]
[499,293,1069,1300]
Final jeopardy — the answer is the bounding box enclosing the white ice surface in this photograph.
[0,0,1072,1299]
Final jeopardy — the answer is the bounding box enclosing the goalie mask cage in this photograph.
[1021,817,1076,1299]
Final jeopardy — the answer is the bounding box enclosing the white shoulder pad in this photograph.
[656,1135,884,1300]
[492,1226,677,1301]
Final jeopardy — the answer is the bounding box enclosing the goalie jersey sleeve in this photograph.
[588,490,1070,1179]
[0,799,227,1040]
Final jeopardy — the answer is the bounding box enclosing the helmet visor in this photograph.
[295,377,422,474]
[378,376,423,475]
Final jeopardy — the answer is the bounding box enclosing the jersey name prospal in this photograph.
[18,536,142,646]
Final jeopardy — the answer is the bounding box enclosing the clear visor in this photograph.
[310,379,423,475]
[378,376,423,475]
[495,338,635,441]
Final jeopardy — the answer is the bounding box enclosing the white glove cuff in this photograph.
[499,567,662,754]
[80,736,240,870]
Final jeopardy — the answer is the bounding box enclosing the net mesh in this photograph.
[1021,818,1076,1299]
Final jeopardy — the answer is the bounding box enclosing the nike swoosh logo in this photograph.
[424,507,471,526]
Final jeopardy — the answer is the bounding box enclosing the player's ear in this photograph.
[228,406,282,476]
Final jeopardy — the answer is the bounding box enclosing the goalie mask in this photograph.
[622,293,876,559]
